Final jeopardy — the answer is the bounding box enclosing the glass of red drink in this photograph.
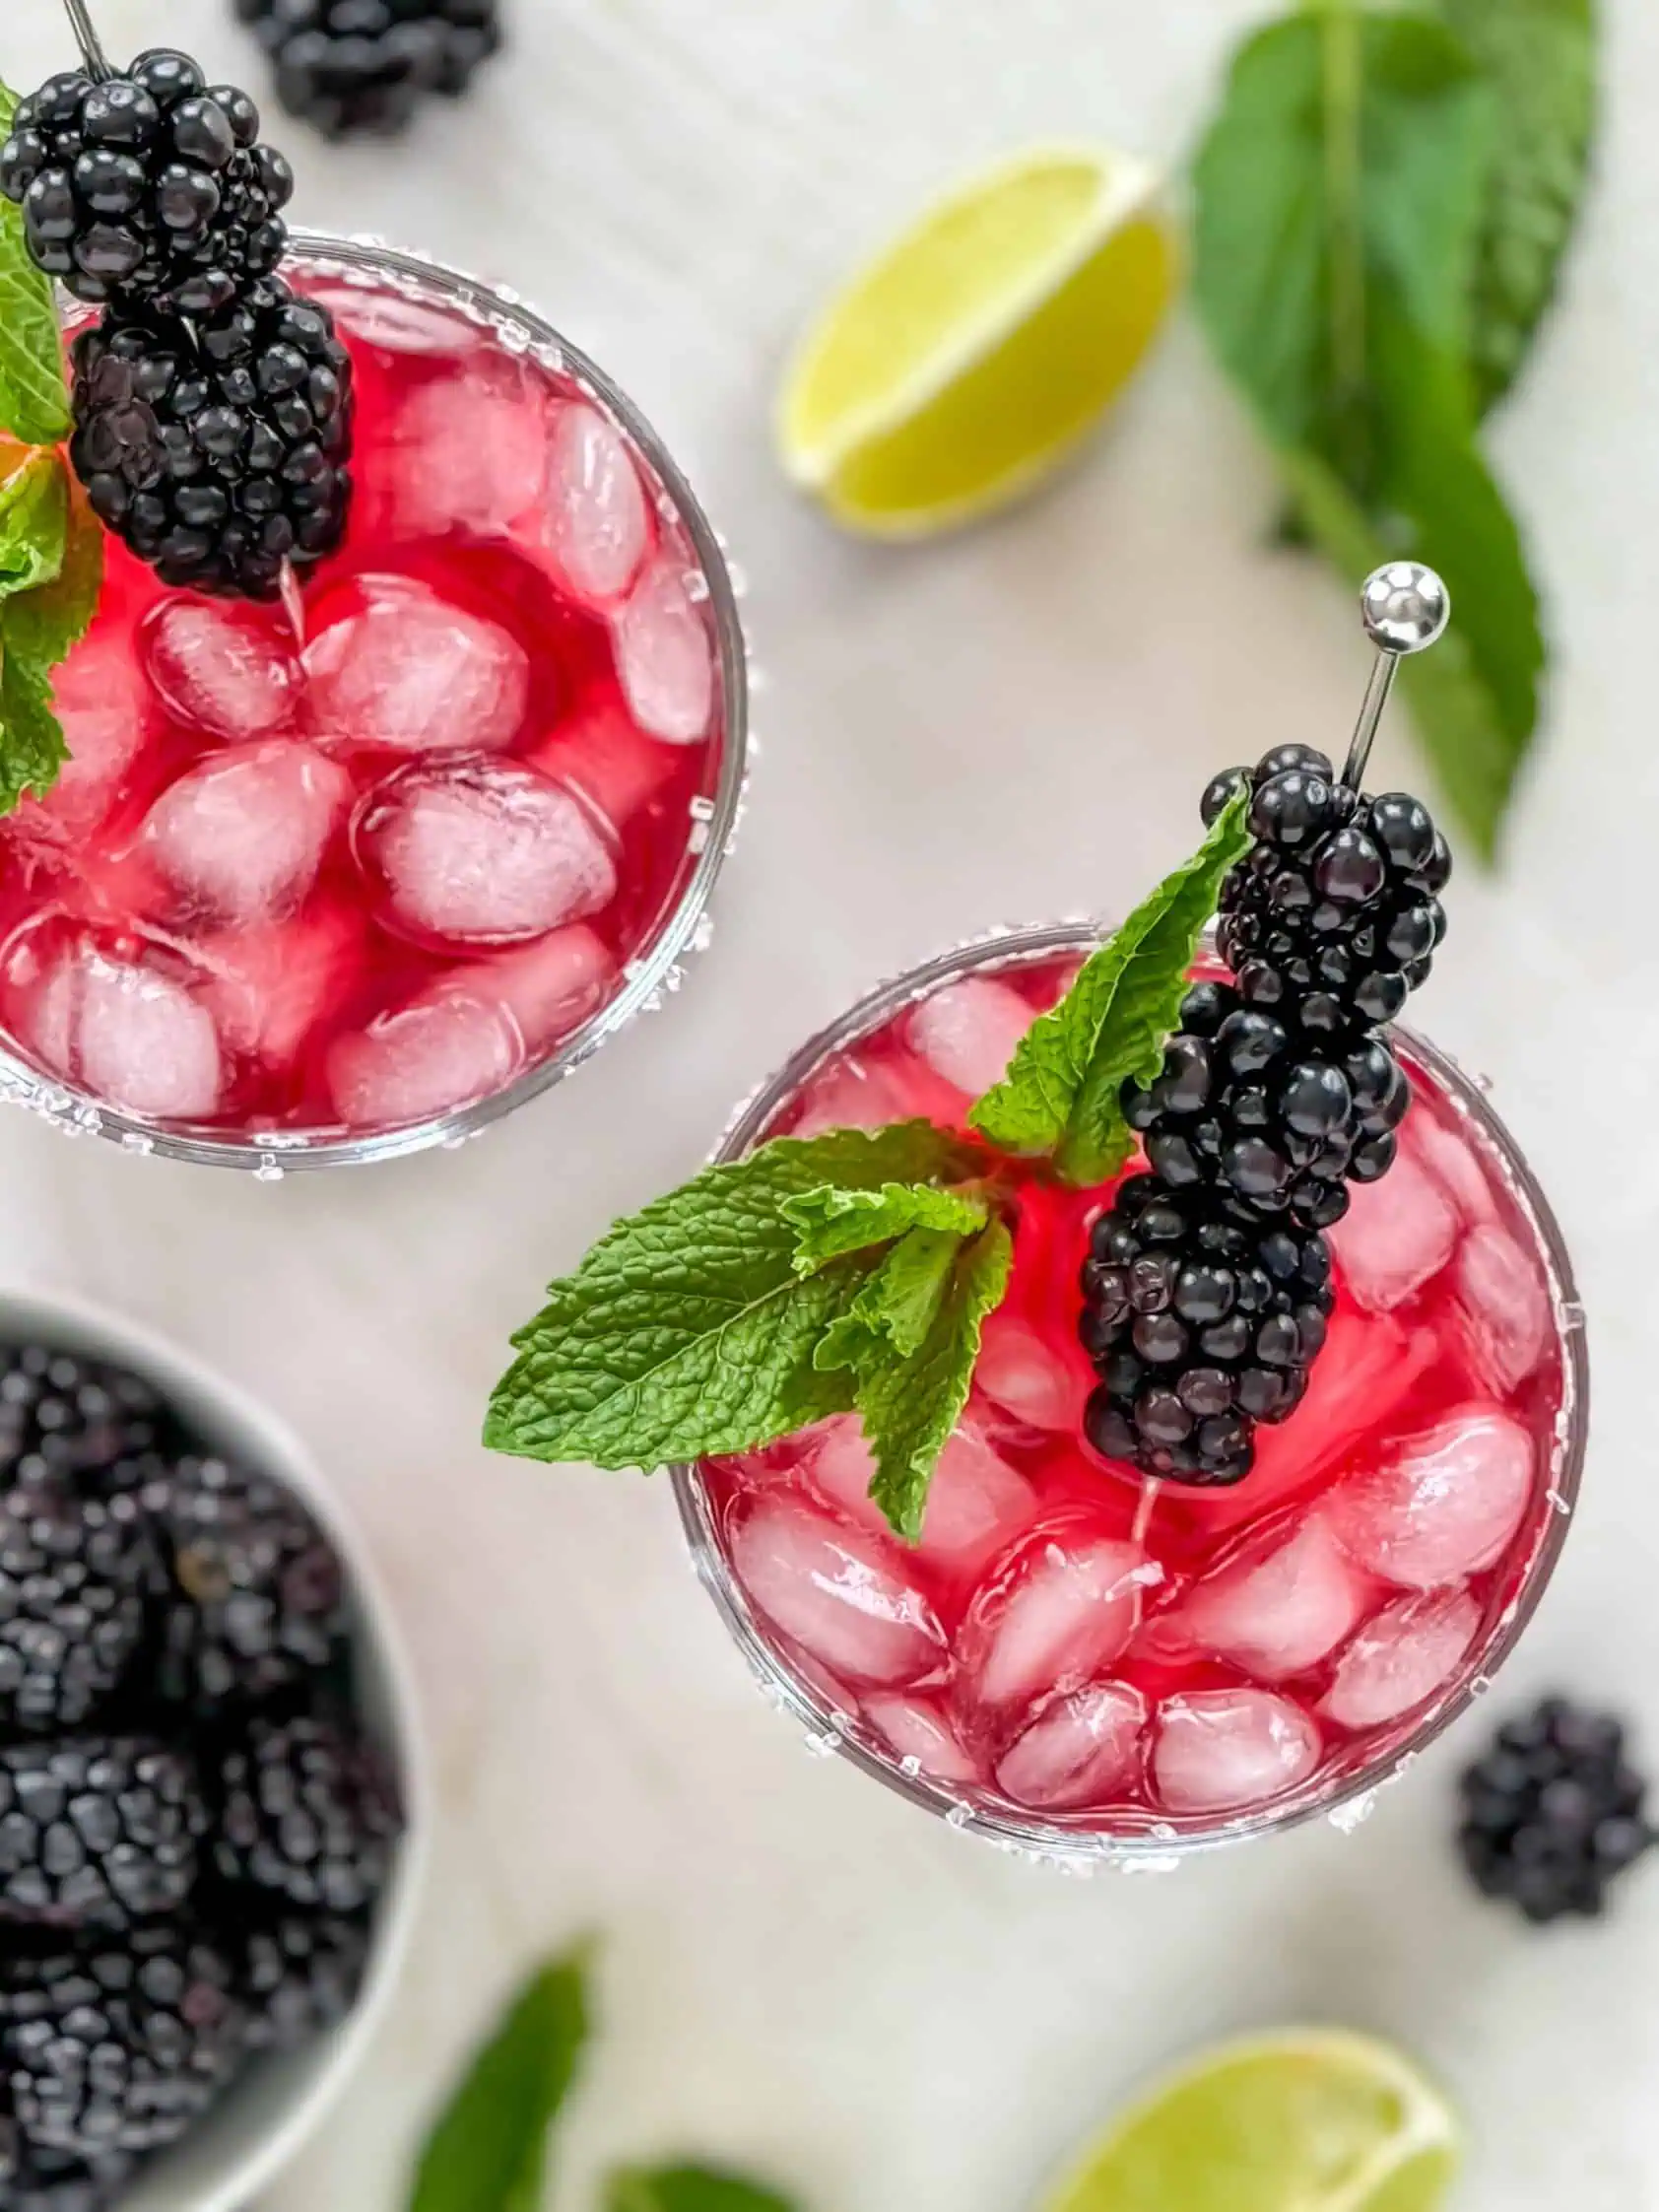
[0,234,746,1171]
[673,924,1586,1863]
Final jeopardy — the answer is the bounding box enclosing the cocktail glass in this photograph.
[673,923,1586,1865]
[0,233,747,1172]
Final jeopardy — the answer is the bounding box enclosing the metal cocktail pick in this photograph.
[1342,562,1451,791]
[61,0,113,80]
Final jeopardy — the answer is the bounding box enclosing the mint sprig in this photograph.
[0,76,104,817]
[608,2170,799,2212]
[970,788,1250,1182]
[488,817,1253,1536]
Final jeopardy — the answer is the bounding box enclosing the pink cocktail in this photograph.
[0,236,744,1169]
[676,926,1585,1858]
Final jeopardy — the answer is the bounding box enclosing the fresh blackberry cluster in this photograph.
[0,51,292,313]
[1,45,357,602]
[234,0,504,139]
[0,1338,400,2206]
[1458,1697,1655,1923]
[1079,743,1451,1485]
[70,273,354,600]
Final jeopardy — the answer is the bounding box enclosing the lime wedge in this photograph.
[1039,2031,1461,2212]
[776,145,1177,537]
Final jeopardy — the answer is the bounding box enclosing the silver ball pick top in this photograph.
[1341,561,1451,791]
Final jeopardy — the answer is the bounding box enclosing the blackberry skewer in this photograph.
[1079,564,1453,1486]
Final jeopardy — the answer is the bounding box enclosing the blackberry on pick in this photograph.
[0,1927,245,2160]
[0,1740,208,1931]
[235,0,503,139]
[70,274,355,601]
[216,1715,402,1913]
[148,1454,347,1710]
[0,1487,161,1733]
[235,1911,370,2050]
[1079,741,1451,1484]
[0,1345,168,1496]
[0,50,293,314]
[1458,1696,1655,1923]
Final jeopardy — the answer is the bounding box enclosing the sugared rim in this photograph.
[2,230,750,1173]
[670,921,1590,1866]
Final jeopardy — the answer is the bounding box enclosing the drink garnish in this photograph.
[0,80,101,812]
[489,565,1457,1535]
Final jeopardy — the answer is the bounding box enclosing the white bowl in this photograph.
[0,1286,429,2212]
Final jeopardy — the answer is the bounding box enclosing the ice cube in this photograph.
[1455,1225,1551,1398]
[974,1313,1084,1433]
[809,1416,1035,1572]
[383,353,550,536]
[1329,1405,1535,1590]
[357,758,617,947]
[196,900,365,1071]
[141,597,301,743]
[1330,1145,1459,1312]
[907,977,1036,1098]
[307,286,476,359]
[527,696,682,830]
[543,402,651,602]
[614,555,715,745]
[1152,1689,1320,1814]
[862,1694,981,1787]
[1409,1106,1498,1228]
[10,923,223,1120]
[1177,1519,1370,1681]
[304,575,530,755]
[994,1681,1145,1812]
[959,1526,1157,1721]
[11,633,153,845]
[325,986,525,1130]
[788,1048,966,1140]
[729,1495,947,1690]
[143,741,351,925]
[1320,1588,1482,1731]
[483,924,616,1052]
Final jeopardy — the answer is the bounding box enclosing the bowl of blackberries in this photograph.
[0,1292,424,2211]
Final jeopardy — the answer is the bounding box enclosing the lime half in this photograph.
[777,144,1176,537]
[1040,2030,1461,2212]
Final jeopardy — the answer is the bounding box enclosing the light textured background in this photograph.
[6,1,1655,2205]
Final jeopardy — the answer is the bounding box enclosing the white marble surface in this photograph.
[7,0,1659,2204]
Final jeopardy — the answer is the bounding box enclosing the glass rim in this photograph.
[669,920,1590,1866]
[8,229,750,1173]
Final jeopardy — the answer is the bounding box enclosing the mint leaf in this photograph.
[0,83,71,450]
[970,792,1250,1181]
[0,646,67,812]
[408,1947,590,2212]
[6,467,101,671]
[486,1122,985,1469]
[782,1179,987,1274]
[1439,0,1596,414]
[0,450,65,599]
[608,2167,799,2212]
[815,1224,966,1370]
[854,1218,1014,1541]
[1191,9,1551,859]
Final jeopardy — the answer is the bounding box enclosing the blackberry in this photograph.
[1080,741,1450,1484]
[0,2142,133,2212]
[216,1715,402,1912]
[235,0,503,139]
[0,1487,161,1733]
[0,1927,245,2159]
[236,1912,370,2050]
[1458,1696,1655,1923]
[0,1740,208,1931]
[0,50,292,313]
[0,1346,169,1495]
[148,1454,348,1710]
[70,274,355,601]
